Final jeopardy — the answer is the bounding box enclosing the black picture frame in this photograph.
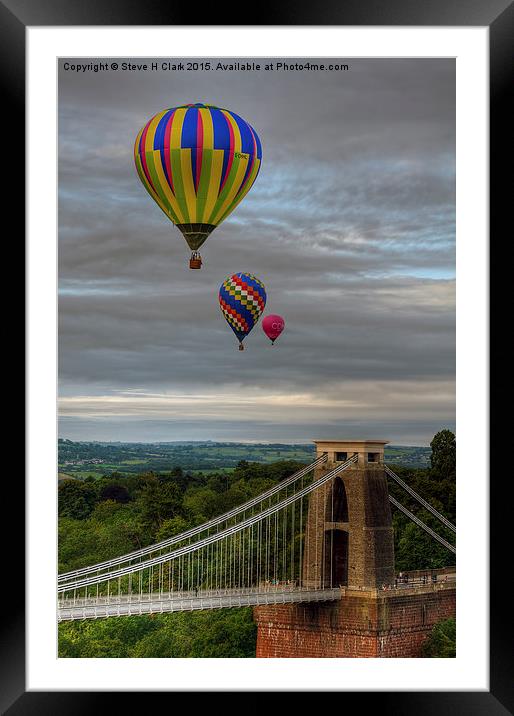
[10,0,510,711]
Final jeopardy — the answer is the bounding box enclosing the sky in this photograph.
[58,58,455,446]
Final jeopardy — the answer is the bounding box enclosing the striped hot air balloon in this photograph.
[219,273,266,350]
[134,103,262,269]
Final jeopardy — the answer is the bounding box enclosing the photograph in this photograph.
[56,57,457,660]
[4,0,507,704]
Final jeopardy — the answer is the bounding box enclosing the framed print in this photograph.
[7,0,511,710]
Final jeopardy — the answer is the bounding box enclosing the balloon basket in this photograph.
[189,255,202,269]
[238,343,245,351]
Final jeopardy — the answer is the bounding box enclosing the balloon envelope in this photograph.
[219,273,266,348]
[262,314,285,343]
[134,103,262,256]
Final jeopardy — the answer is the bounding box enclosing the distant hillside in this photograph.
[58,472,77,481]
[58,439,431,479]
[384,445,431,468]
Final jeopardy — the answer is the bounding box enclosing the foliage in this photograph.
[389,429,456,571]
[394,520,451,571]
[58,503,145,572]
[99,483,130,504]
[131,610,257,658]
[155,515,191,542]
[430,429,456,479]
[137,477,184,530]
[58,616,161,658]
[58,480,96,520]
[421,618,456,657]
[58,610,257,658]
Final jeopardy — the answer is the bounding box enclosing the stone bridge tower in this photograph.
[254,438,456,658]
[302,439,395,589]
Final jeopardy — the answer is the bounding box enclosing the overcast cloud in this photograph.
[58,58,455,445]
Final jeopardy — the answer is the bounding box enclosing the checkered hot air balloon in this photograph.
[134,103,262,269]
[219,273,267,350]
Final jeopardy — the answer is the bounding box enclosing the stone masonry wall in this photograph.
[302,463,395,589]
[254,585,456,658]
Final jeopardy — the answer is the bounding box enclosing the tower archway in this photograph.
[328,476,348,522]
[324,529,349,587]
[303,440,394,589]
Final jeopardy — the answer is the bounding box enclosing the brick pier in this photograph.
[254,578,455,658]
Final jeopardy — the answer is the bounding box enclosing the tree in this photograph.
[155,516,190,542]
[99,484,130,504]
[59,503,145,572]
[58,480,96,520]
[394,520,453,571]
[422,618,456,657]
[58,617,159,658]
[136,477,183,531]
[183,487,221,523]
[430,430,456,481]
[129,610,257,658]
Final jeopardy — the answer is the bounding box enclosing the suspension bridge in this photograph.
[58,440,456,626]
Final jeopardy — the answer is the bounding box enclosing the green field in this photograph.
[58,439,431,480]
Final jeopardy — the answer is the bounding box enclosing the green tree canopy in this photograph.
[58,480,96,520]
[99,484,130,504]
[422,618,456,657]
[430,429,456,481]
[136,477,183,529]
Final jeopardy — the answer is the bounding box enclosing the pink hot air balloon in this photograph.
[262,314,285,345]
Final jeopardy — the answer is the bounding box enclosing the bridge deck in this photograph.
[58,572,455,621]
[58,586,343,621]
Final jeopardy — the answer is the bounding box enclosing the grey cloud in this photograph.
[58,416,455,447]
[58,58,455,442]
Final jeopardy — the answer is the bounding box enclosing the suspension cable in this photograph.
[389,495,456,553]
[59,453,328,584]
[59,455,357,593]
[385,465,456,533]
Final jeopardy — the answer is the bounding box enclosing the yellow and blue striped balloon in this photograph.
[134,103,262,267]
